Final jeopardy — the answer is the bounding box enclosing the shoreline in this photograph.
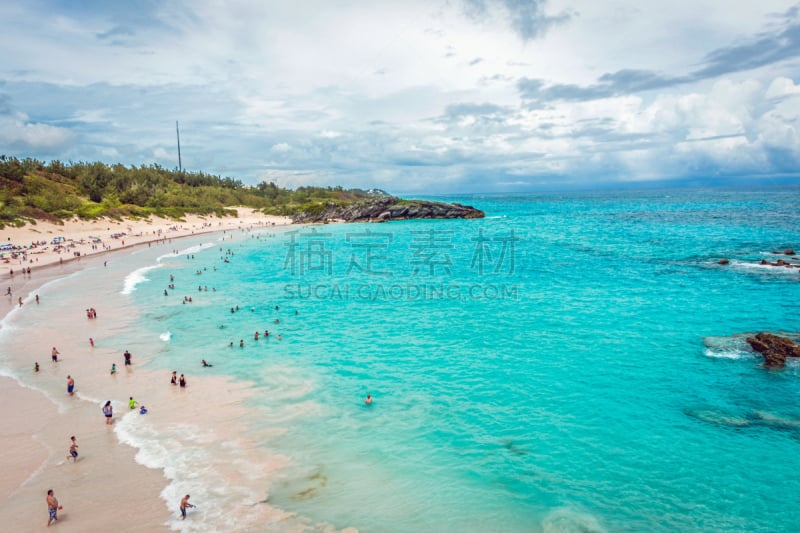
[1,207,291,275]
[0,209,294,531]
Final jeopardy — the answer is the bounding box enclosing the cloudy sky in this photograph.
[1,0,799,193]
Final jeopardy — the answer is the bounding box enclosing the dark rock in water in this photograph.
[785,249,795,255]
[718,259,730,265]
[745,332,800,367]
[758,257,800,269]
[291,196,485,223]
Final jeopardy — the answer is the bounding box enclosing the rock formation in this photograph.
[291,196,485,223]
[746,332,800,367]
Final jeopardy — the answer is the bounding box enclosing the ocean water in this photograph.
[6,187,800,532]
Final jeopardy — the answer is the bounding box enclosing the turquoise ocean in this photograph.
[7,187,800,532]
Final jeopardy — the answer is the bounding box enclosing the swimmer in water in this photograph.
[365,394,372,405]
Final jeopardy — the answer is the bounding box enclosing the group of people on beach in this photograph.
[8,266,33,277]
[33,226,294,528]
[170,370,187,387]
[2,285,34,308]
[19,223,294,528]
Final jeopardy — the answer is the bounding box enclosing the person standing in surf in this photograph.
[180,494,195,520]
[102,401,113,425]
[66,436,78,463]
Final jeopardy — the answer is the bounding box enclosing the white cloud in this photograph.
[0,0,797,191]
[0,115,74,151]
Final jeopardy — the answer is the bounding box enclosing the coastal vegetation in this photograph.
[0,156,401,227]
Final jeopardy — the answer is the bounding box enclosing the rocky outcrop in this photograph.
[291,196,485,223]
[759,258,800,269]
[746,332,800,367]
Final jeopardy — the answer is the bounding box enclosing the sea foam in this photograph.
[121,264,162,295]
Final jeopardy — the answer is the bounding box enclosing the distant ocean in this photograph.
[7,187,800,532]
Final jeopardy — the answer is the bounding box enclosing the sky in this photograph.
[0,0,799,193]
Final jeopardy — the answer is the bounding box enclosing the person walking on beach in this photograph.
[66,375,74,396]
[51,347,60,362]
[170,371,177,385]
[102,401,113,425]
[66,436,78,463]
[179,374,186,387]
[46,489,62,526]
[123,350,132,366]
[179,494,195,520]
[110,363,117,375]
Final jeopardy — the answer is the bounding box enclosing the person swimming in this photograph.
[202,359,213,367]
[365,394,372,405]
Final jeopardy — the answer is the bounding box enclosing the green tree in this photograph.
[79,162,113,202]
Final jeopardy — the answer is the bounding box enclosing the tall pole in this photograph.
[176,120,182,172]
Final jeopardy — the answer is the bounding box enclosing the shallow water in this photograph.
[4,187,800,532]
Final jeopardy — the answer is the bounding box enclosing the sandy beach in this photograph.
[1,207,291,274]
[0,209,295,532]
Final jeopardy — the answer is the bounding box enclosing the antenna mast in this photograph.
[176,120,182,172]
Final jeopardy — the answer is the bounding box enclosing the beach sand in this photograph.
[1,207,290,274]
[0,209,301,532]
